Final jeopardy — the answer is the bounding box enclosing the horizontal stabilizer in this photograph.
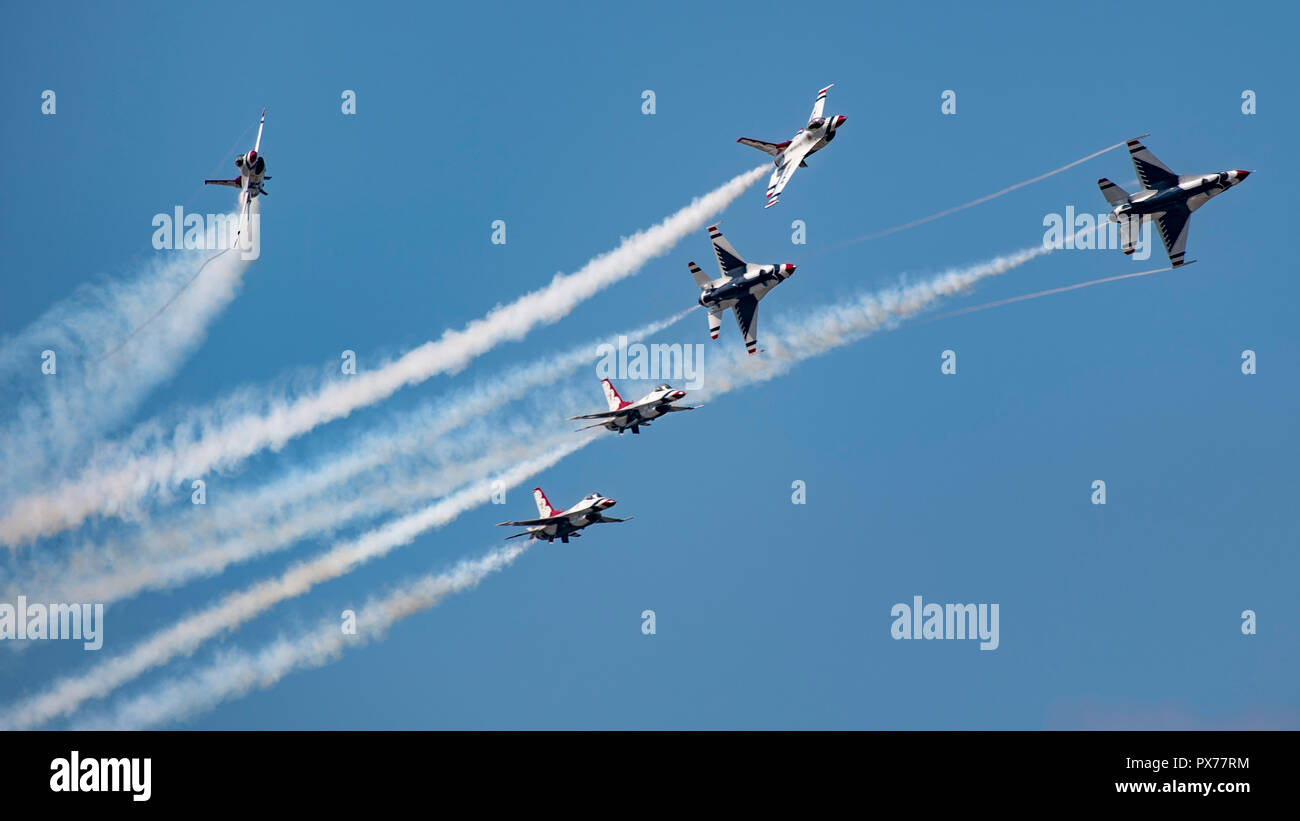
[688,261,712,290]
[707,309,722,340]
[1097,177,1129,207]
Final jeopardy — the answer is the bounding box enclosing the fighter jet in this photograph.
[497,488,632,544]
[1097,135,1251,268]
[738,84,847,208]
[205,108,271,227]
[569,379,699,435]
[690,223,796,355]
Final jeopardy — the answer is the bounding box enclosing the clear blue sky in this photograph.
[2,0,1296,728]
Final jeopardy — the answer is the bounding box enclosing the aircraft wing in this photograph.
[809,84,834,123]
[595,515,633,524]
[707,224,747,277]
[737,138,789,156]
[765,141,813,208]
[733,295,760,355]
[570,408,635,420]
[497,515,561,527]
[204,178,242,188]
[1151,206,1191,267]
[1126,136,1178,191]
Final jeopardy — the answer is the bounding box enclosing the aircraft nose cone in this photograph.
[784,264,797,275]
[1236,169,1252,180]
[835,115,847,126]
[672,391,685,399]
[602,498,617,508]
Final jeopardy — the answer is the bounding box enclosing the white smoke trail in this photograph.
[56,242,1063,729]
[0,435,592,730]
[68,235,1173,730]
[0,215,250,497]
[77,542,529,730]
[0,168,765,547]
[7,423,535,604]
[3,310,691,604]
[699,243,1055,396]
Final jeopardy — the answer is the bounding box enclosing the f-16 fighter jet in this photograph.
[690,223,796,355]
[1097,136,1251,268]
[569,380,699,435]
[498,489,632,544]
[205,108,271,226]
[738,84,847,208]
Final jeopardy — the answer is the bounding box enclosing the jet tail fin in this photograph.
[1097,177,1130,207]
[532,488,557,518]
[707,309,722,340]
[600,379,630,411]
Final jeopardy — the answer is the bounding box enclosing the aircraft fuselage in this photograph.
[1109,170,1249,222]
[699,265,792,310]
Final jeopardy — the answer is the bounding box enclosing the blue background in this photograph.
[1,0,1296,728]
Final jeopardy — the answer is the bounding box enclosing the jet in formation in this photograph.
[498,489,632,543]
[1098,136,1251,268]
[569,379,698,435]
[738,84,847,208]
[205,108,271,226]
[690,224,796,355]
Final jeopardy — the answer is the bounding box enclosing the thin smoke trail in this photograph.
[0,218,250,496]
[820,140,1128,252]
[60,243,1062,729]
[2,310,693,604]
[918,265,1175,324]
[0,436,592,730]
[0,168,765,547]
[77,542,529,730]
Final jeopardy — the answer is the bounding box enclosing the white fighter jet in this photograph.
[569,379,699,435]
[205,108,270,228]
[1097,135,1252,268]
[497,488,632,544]
[738,84,847,208]
[690,223,796,355]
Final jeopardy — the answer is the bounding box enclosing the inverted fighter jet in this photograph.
[690,223,796,355]
[569,379,699,435]
[1097,135,1251,267]
[738,84,847,208]
[205,108,271,228]
[497,489,632,544]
